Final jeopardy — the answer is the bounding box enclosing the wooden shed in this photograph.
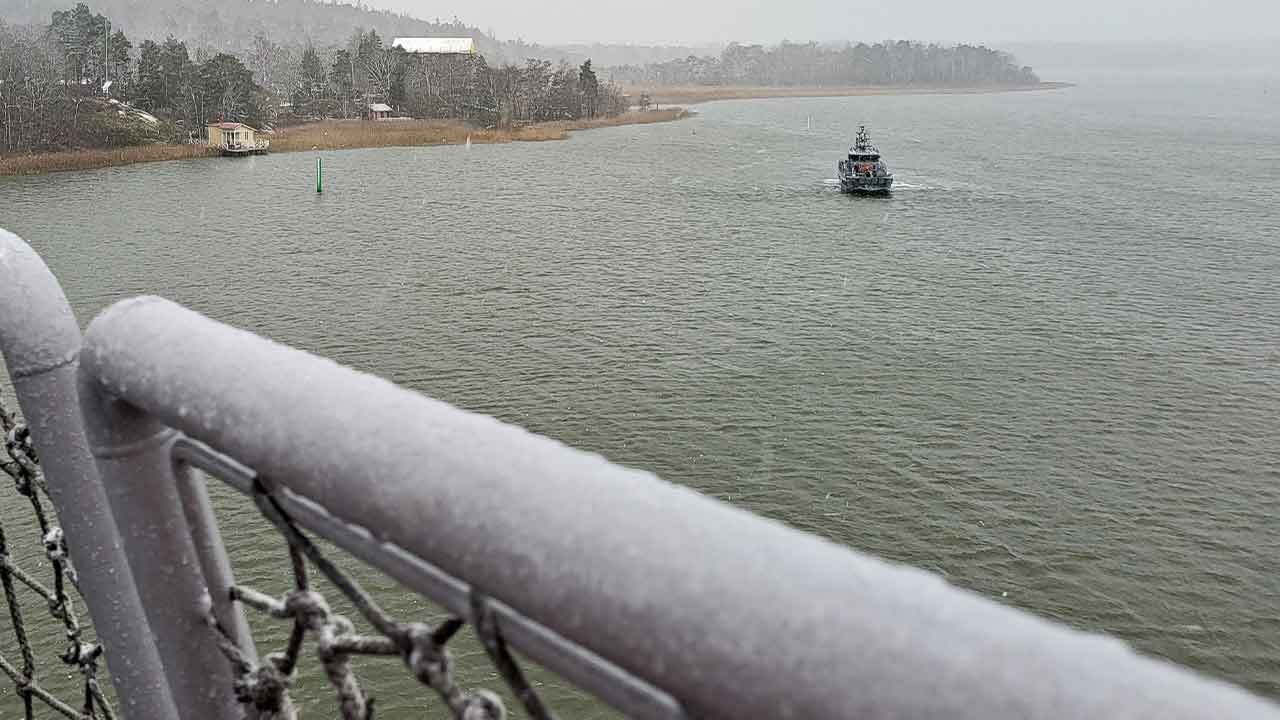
[367,103,393,121]
[206,123,268,155]
[207,123,256,149]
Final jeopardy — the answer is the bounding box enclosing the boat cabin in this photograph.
[837,124,894,192]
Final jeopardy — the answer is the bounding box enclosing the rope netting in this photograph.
[0,394,562,719]
[204,472,559,720]
[0,398,115,720]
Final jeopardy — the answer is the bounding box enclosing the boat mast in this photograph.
[855,125,873,152]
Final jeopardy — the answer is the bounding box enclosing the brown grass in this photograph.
[0,109,691,177]
[0,144,214,177]
[540,107,693,133]
[270,108,691,153]
[632,83,1073,105]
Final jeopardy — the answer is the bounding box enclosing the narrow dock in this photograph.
[218,141,270,156]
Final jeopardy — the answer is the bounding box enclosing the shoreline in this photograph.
[0,144,216,178]
[269,108,690,154]
[0,108,691,178]
[634,82,1073,105]
[0,81,1072,177]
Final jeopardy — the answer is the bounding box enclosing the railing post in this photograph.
[77,376,244,719]
[172,457,258,661]
[0,230,178,718]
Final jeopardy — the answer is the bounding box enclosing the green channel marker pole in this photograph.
[316,156,323,193]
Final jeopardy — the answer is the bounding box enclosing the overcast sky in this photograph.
[374,0,1280,46]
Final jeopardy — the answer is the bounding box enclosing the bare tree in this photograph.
[249,32,278,91]
[363,47,397,104]
[0,22,64,153]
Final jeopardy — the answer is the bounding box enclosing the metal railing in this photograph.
[2,227,1279,719]
[0,230,175,718]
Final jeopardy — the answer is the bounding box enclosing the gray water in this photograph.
[2,72,1280,715]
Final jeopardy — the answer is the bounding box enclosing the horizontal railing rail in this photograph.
[169,433,684,719]
[2,228,1279,719]
[75,294,1280,720]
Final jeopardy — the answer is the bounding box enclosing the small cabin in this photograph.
[367,103,392,121]
[206,122,268,155]
[391,37,477,55]
[207,122,256,149]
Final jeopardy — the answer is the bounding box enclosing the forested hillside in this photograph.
[0,5,626,155]
[607,41,1041,87]
[0,0,552,63]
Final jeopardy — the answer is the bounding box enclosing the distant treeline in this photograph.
[0,5,627,155]
[606,41,1040,87]
[552,43,725,68]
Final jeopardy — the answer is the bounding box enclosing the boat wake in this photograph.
[822,178,938,192]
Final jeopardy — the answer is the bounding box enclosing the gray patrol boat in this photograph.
[838,125,893,194]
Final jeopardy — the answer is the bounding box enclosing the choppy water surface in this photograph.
[3,72,1280,714]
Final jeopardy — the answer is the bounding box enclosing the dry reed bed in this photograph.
[0,108,690,176]
[0,144,214,177]
[270,108,690,153]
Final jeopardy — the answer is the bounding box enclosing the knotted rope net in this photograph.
[1,393,562,720]
[204,472,558,720]
[0,398,114,719]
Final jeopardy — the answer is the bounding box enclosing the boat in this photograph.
[837,125,893,194]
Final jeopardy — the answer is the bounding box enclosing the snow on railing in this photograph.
[2,228,1279,720]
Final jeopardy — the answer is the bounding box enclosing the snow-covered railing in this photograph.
[1,228,1278,720]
